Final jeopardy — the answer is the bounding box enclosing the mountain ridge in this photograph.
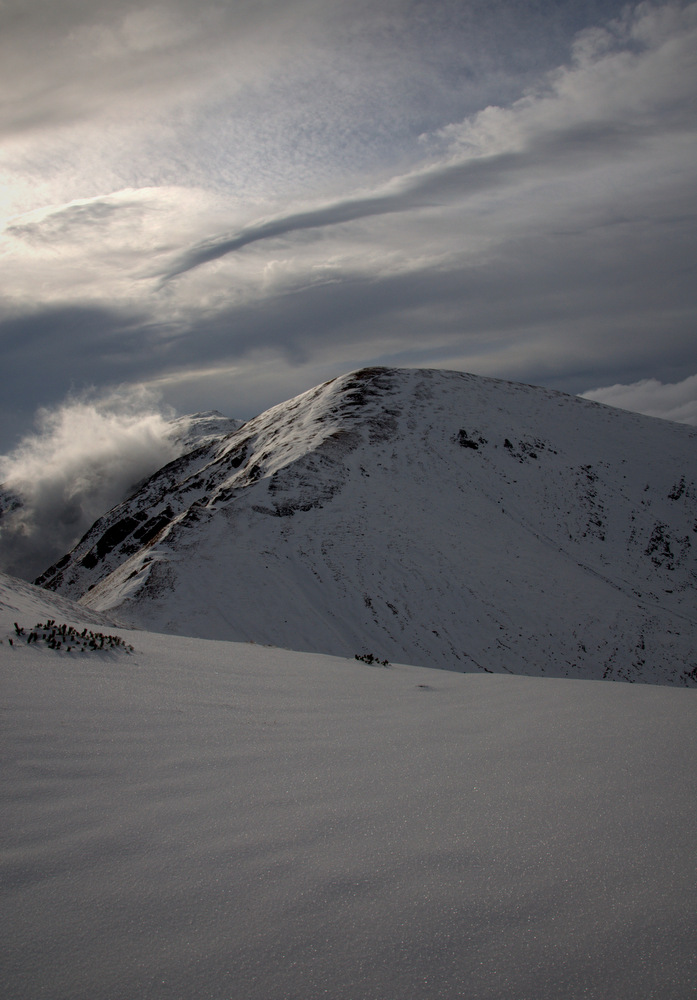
[36,367,697,684]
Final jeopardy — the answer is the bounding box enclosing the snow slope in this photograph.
[166,409,243,451]
[2,573,696,1000]
[37,367,697,684]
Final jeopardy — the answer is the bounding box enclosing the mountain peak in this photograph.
[36,368,697,684]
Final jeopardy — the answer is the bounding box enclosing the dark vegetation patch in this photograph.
[645,521,691,570]
[574,464,606,541]
[680,664,697,685]
[456,429,487,450]
[5,620,133,654]
[355,652,390,666]
[503,436,555,461]
[668,476,687,501]
[272,500,323,517]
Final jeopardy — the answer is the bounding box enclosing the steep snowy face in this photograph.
[166,411,243,451]
[37,367,697,684]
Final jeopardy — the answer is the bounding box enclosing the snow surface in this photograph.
[2,572,696,999]
[38,367,697,685]
[166,410,244,451]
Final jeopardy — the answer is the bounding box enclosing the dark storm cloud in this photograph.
[0,305,149,370]
[0,305,163,447]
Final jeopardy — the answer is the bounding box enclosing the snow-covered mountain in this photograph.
[36,367,697,684]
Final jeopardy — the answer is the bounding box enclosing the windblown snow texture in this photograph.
[37,367,697,683]
[2,572,696,1000]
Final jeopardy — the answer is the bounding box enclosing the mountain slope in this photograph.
[0,569,121,633]
[37,367,697,683]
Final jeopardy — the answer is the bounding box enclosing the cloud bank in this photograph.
[582,375,697,426]
[0,390,180,580]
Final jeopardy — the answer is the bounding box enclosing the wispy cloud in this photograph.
[161,155,521,279]
[165,1,697,279]
[582,375,697,425]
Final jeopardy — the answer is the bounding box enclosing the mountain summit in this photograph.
[37,367,697,683]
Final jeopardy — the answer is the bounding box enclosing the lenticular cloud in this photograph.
[0,388,179,581]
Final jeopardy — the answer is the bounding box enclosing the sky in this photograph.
[1,0,696,459]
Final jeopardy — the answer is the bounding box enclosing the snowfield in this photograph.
[2,573,696,999]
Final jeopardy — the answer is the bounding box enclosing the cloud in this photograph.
[0,0,636,218]
[0,387,182,581]
[163,1,697,278]
[0,0,594,140]
[581,375,697,425]
[1,2,696,446]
